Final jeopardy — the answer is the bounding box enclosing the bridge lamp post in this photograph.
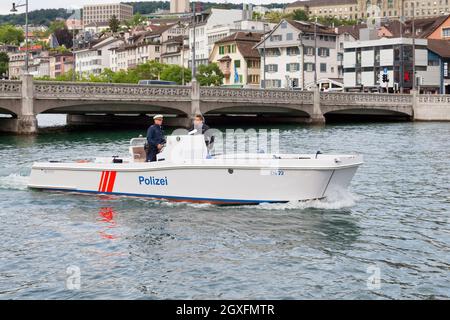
[298,32,305,90]
[11,0,29,74]
[191,1,197,82]
[262,23,268,89]
[313,17,318,89]
[177,21,189,86]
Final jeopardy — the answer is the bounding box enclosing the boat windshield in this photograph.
[130,137,147,147]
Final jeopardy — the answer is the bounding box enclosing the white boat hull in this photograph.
[28,156,362,204]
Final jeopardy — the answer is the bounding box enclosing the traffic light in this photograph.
[382,74,388,83]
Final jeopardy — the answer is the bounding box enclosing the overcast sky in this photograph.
[0,0,291,16]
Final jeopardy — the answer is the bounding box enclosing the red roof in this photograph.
[19,45,42,51]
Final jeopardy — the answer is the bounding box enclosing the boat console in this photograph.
[129,135,208,163]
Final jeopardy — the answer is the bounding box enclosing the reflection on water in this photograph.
[0,120,449,299]
[97,207,118,240]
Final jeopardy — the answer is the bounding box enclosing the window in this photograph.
[265,48,281,56]
[249,74,260,84]
[270,35,282,41]
[320,63,327,72]
[234,60,241,68]
[286,47,299,55]
[356,70,361,85]
[428,59,440,66]
[281,22,287,29]
[263,79,281,88]
[318,47,330,57]
[219,46,224,54]
[286,33,293,41]
[286,63,300,72]
[304,63,315,72]
[305,46,314,55]
[443,27,450,38]
[265,64,278,72]
[248,60,260,68]
[290,78,299,88]
[374,47,380,64]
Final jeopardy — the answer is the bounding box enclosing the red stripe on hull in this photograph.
[106,171,117,193]
[101,171,110,192]
[98,171,105,192]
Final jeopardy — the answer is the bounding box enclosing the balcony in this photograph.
[218,56,232,78]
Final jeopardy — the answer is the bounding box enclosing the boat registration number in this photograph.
[260,169,284,176]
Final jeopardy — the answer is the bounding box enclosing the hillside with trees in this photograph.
[0,2,289,26]
[0,8,71,26]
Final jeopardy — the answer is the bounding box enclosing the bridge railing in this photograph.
[320,92,413,105]
[200,87,315,104]
[33,81,192,100]
[0,80,22,98]
[418,94,450,104]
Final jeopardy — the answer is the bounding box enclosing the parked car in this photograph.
[138,80,177,85]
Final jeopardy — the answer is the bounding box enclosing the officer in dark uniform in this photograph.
[146,114,166,162]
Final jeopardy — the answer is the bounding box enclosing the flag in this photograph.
[234,64,239,83]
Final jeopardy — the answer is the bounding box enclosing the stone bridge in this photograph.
[0,75,448,133]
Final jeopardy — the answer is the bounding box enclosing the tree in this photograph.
[316,16,358,27]
[264,11,284,24]
[252,11,263,21]
[135,60,165,80]
[54,28,73,48]
[109,15,120,33]
[47,20,66,35]
[0,52,9,78]
[50,45,70,54]
[129,13,147,28]
[0,25,24,45]
[291,9,309,21]
[160,65,191,85]
[196,63,224,87]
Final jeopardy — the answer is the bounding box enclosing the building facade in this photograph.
[161,36,189,67]
[285,0,359,20]
[209,32,262,88]
[427,39,450,93]
[49,54,74,78]
[255,19,341,90]
[286,0,450,20]
[75,37,125,76]
[83,3,133,26]
[343,37,442,93]
[170,0,190,14]
[189,9,244,67]
[110,23,188,71]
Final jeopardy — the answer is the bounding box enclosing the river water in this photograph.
[0,115,449,299]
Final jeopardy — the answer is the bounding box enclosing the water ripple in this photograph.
[0,121,449,299]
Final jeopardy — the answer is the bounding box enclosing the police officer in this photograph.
[146,114,166,162]
[189,114,214,148]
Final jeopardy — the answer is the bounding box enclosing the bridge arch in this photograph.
[323,106,413,121]
[201,103,313,118]
[0,100,21,116]
[34,100,191,116]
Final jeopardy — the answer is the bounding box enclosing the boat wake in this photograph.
[0,173,30,191]
[256,190,359,210]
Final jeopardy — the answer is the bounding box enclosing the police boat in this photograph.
[28,134,363,205]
